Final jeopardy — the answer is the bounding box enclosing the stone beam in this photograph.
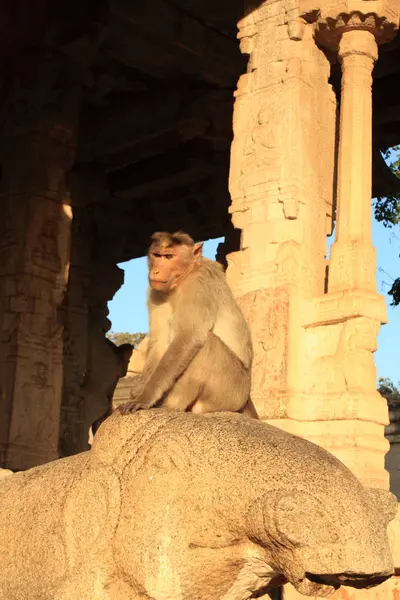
[107,0,244,86]
[373,74,400,146]
[108,143,217,200]
[375,124,400,148]
[76,89,234,168]
[90,173,231,263]
[376,104,400,126]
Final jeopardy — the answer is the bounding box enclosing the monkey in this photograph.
[117,230,258,419]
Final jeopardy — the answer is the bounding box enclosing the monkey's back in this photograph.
[198,259,253,368]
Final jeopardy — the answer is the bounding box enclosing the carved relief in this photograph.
[311,317,381,396]
[238,98,283,195]
[237,287,289,417]
[33,219,61,273]
[9,360,57,452]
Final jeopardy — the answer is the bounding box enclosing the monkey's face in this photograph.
[148,243,197,293]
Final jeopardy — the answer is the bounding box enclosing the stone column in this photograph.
[227,0,399,491]
[385,396,400,499]
[58,167,94,458]
[329,29,380,293]
[60,166,129,456]
[78,261,126,452]
[304,6,399,489]
[0,49,80,470]
[226,0,337,438]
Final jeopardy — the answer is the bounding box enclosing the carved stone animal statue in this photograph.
[0,410,397,600]
[117,231,258,418]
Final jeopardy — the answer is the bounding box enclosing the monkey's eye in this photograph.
[165,254,174,260]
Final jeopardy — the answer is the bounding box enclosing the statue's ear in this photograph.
[364,488,398,524]
[275,492,339,546]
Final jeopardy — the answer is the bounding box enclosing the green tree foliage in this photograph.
[377,377,400,408]
[374,147,400,305]
[106,331,146,347]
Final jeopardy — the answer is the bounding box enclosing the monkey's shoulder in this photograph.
[196,258,227,285]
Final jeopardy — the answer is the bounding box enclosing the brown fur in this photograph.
[118,231,258,418]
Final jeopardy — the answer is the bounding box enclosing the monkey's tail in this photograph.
[240,398,259,420]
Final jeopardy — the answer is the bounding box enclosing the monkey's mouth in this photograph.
[150,279,169,287]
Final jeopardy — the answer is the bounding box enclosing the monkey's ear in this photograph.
[193,242,204,258]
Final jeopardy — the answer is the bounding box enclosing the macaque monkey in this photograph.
[117,231,258,418]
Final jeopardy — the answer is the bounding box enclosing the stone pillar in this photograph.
[0,49,80,470]
[227,0,399,492]
[79,261,127,450]
[58,167,94,458]
[60,167,129,456]
[385,397,400,499]
[303,6,399,489]
[328,30,378,294]
[226,0,337,444]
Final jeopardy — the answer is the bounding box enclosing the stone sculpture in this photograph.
[0,410,397,600]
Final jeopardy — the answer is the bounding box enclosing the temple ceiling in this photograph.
[1,0,400,261]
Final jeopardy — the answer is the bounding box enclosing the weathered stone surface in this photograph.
[0,410,397,600]
[0,468,12,481]
[225,0,397,491]
[385,392,400,499]
[0,49,80,470]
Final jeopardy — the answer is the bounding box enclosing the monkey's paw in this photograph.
[117,402,146,416]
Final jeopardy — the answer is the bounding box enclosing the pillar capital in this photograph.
[309,0,400,49]
[338,28,378,62]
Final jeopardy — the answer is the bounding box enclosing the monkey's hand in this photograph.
[117,400,148,415]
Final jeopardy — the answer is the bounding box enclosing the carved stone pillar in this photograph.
[79,261,126,450]
[0,49,80,470]
[385,396,400,499]
[301,4,399,490]
[215,223,241,271]
[329,29,378,293]
[226,0,337,439]
[58,167,94,458]
[60,167,128,456]
[228,0,399,494]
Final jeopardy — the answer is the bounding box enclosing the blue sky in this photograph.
[108,222,400,384]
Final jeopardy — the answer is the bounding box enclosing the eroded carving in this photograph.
[9,360,57,452]
[311,317,381,396]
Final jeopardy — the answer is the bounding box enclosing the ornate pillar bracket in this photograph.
[314,4,399,51]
